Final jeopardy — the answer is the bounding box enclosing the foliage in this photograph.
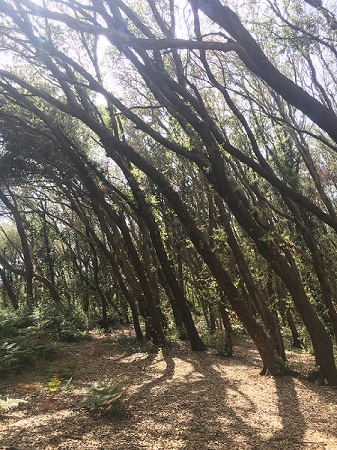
[0,306,90,375]
[43,360,77,391]
[45,374,62,392]
[202,331,233,357]
[0,309,35,338]
[88,308,124,331]
[163,325,187,347]
[0,327,58,374]
[52,360,78,380]
[81,378,126,418]
[0,0,337,382]
[0,305,90,342]
[34,303,89,342]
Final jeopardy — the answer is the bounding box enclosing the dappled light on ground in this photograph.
[1,330,336,449]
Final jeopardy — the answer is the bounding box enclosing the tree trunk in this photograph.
[0,267,18,310]
[0,189,34,308]
[204,148,337,384]
[219,299,233,357]
[116,158,206,351]
[216,195,286,360]
[191,0,337,144]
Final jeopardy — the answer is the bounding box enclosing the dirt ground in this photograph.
[0,329,337,450]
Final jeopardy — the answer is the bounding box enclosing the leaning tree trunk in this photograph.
[215,195,286,360]
[210,161,337,384]
[116,158,207,351]
[106,146,285,374]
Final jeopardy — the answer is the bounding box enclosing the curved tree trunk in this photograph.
[116,158,207,351]
[215,195,286,360]
[190,0,337,144]
[211,168,337,384]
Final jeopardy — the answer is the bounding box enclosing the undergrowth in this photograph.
[81,377,126,418]
[202,330,233,357]
[0,327,58,375]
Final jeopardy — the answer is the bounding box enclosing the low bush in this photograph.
[0,327,57,374]
[81,377,126,418]
[202,330,233,357]
[34,303,89,341]
[0,309,34,339]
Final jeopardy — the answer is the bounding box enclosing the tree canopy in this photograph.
[0,0,337,384]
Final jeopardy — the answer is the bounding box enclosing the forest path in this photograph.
[0,329,336,449]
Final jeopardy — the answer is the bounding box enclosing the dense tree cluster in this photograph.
[0,0,337,383]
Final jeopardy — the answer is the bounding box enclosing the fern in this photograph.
[0,329,57,374]
[81,378,126,417]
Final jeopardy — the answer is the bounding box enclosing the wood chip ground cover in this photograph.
[0,330,336,449]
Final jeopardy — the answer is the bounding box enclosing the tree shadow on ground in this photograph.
[172,351,262,450]
[1,335,336,449]
[262,375,306,449]
[291,376,337,441]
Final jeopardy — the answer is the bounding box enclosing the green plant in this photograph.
[81,377,126,417]
[202,331,232,357]
[0,328,58,374]
[164,323,188,347]
[58,329,86,342]
[0,309,34,339]
[54,360,77,379]
[62,377,74,391]
[45,374,62,392]
[43,360,77,391]
[34,303,89,341]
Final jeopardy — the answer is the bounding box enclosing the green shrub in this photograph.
[87,308,123,331]
[45,374,62,392]
[202,330,232,357]
[0,309,34,339]
[164,323,188,346]
[0,304,90,344]
[52,360,77,379]
[58,328,87,342]
[34,303,89,340]
[0,328,58,374]
[81,378,126,417]
[43,361,77,391]
[42,360,77,389]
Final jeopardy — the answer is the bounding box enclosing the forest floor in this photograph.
[0,328,337,450]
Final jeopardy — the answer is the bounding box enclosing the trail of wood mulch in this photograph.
[1,329,337,450]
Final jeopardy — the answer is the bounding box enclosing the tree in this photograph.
[0,0,337,382]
